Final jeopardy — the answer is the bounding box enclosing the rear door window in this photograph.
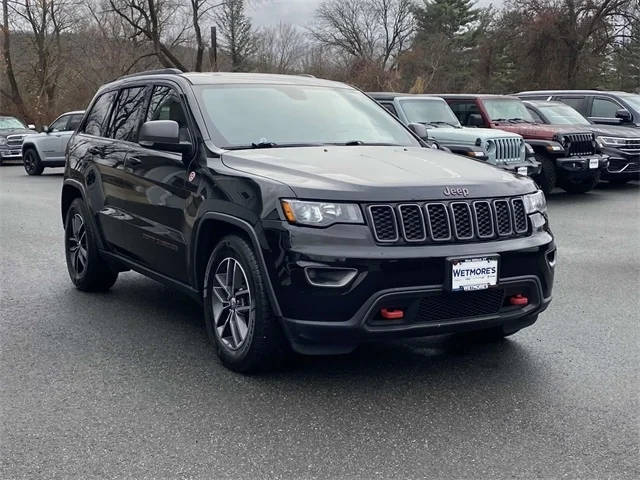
[67,114,83,131]
[83,91,117,137]
[109,87,148,142]
[556,97,586,114]
[448,101,482,126]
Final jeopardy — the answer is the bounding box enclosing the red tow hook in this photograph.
[509,294,529,306]
[380,308,404,320]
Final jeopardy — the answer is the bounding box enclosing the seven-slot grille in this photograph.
[493,138,523,163]
[564,133,595,156]
[6,134,25,149]
[367,197,529,244]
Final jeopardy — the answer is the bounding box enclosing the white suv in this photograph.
[21,110,84,175]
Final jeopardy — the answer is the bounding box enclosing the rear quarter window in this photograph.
[83,91,117,137]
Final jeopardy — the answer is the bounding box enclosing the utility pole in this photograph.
[209,26,218,71]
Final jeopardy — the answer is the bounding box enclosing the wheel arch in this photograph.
[192,213,282,317]
[21,140,43,159]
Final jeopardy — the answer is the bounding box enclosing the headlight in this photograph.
[0,137,7,146]
[281,199,364,227]
[599,136,626,147]
[546,142,564,152]
[523,190,547,214]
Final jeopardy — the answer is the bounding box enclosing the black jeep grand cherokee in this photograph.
[62,70,555,372]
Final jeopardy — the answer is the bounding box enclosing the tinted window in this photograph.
[591,98,620,118]
[448,101,483,126]
[67,114,83,131]
[196,85,420,148]
[538,104,590,125]
[146,86,191,142]
[557,97,585,113]
[110,87,147,142]
[83,91,117,137]
[49,115,69,132]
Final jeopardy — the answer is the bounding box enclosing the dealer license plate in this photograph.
[589,158,599,169]
[449,256,499,292]
[517,167,528,176]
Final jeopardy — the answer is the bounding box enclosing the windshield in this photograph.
[538,104,590,125]
[483,99,535,122]
[621,94,640,112]
[399,99,461,127]
[196,84,420,148]
[0,117,26,129]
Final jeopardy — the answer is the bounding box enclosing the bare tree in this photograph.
[254,22,305,73]
[310,0,414,71]
[1,0,28,120]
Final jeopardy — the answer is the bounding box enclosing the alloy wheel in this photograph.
[67,213,88,276]
[211,257,253,350]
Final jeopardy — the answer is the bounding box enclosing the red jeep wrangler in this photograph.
[439,94,608,194]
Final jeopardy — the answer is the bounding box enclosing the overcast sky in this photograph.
[247,0,500,28]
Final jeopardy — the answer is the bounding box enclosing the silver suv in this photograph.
[21,110,84,175]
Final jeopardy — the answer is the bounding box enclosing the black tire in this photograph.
[534,154,557,194]
[23,148,44,176]
[560,174,599,194]
[203,235,287,373]
[64,198,118,291]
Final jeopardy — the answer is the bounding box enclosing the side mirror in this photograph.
[139,120,192,154]
[468,113,484,127]
[615,108,632,122]
[27,124,36,130]
[42,125,49,133]
[407,122,429,140]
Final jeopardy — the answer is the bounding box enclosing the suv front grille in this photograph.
[618,138,640,154]
[565,133,595,156]
[493,138,523,163]
[6,134,25,148]
[367,197,530,245]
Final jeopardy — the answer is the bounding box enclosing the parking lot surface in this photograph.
[1,165,638,479]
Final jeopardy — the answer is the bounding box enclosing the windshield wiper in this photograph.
[336,140,403,146]
[508,118,532,123]
[251,141,277,148]
[227,142,324,150]
[430,121,459,127]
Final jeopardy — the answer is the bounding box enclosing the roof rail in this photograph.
[296,73,316,78]
[118,68,183,80]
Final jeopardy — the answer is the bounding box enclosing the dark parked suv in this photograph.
[62,70,555,372]
[517,90,640,129]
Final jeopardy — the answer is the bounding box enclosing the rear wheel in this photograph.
[64,198,118,291]
[534,154,556,194]
[203,235,287,373]
[23,148,44,176]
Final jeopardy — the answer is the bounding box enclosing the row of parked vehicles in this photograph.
[2,89,638,195]
[0,72,636,372]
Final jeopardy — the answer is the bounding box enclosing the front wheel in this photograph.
[65,198,118,291]
[203,235,287,373]
[23,148,44,176]
[534,154,557,194]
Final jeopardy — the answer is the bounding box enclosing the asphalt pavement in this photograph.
[1,165,638,479]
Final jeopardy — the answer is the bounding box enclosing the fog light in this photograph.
[304,267,358,288]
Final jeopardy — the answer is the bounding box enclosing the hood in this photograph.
[428,126,521,145]
[491,122,591,140]
[0,128,34,138]
[579,124,640,138]
[221,146,536,202]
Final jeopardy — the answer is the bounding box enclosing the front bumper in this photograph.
[0,148,22,160]
[500,158,541,176]
[601,153,640,180]
[264,221,555,354]
[554,154,607,179]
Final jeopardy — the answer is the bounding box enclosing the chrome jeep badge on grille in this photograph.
[443,186,469,197]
